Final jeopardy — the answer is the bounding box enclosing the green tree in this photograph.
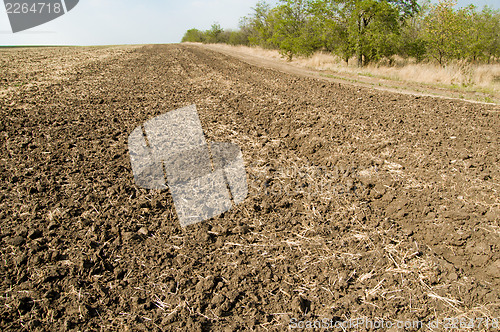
[270,0,323,60]
[467,6,500,62]
[360,0,402,63]
[484,7,500,60]
[424,0,465,65]
[181,28,206,43]
[308,0,354,63]
[388,0,420,19]
[233,17,253,46]
[228,30,250,45]
[243,1,277,48]
[339,0,412,66]
[399,0,429,62]
[205,23,224,43]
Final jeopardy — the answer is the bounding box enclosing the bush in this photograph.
[181,29,206,43]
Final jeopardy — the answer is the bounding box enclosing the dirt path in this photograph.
[0,44,499,331]
[200,43,500,106]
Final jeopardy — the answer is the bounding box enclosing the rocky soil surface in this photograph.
[0,44,499,331]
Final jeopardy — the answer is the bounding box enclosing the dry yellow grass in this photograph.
[293,52,500,90]
[208,44,500,97]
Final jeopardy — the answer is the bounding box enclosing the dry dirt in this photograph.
[200,43,500,106]
[0,44,499,331]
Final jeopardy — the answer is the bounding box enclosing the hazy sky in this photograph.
[0,0,498,46]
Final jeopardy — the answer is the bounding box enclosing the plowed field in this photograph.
[0,44,499,331]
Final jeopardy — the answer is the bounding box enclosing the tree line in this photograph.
[182,0,500,66]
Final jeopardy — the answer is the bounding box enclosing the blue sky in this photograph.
[0,0,498,46]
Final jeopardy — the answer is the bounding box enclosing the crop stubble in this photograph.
[0,44,499,330]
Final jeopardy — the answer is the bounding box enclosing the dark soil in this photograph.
[0,44,499,331]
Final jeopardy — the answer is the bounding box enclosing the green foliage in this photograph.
[468,6,500,62]
[423,0,464,64]
[269,0,323,60]
[399,1,428,62]
[181,29,206,43]
[228,30,248,46]
[308,0,353,62]
[422,0,500,65]
[243,1,277,48]
[205,23,224,43]
[343,0,404,66]
[181,0,500,66]
[181,23,250,45]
